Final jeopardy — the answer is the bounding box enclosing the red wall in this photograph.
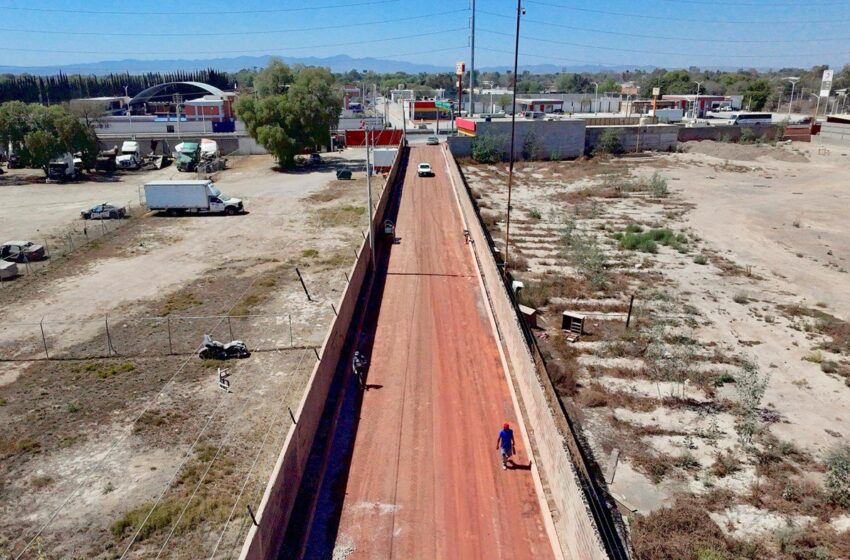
[345,129,404,146]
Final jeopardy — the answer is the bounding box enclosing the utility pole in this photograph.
[365,128,375,272]
[469,0,476,117]
[693,81,702,120]
[504,0,523,273]
[592,81,599,114]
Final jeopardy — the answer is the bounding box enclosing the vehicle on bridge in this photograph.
[417,162,433,177]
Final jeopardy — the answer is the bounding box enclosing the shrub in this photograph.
[739,128,757,144]
[549,362,577,396]
[712,373,735,387]
[733,292,749,304]
[804,350,824,364]
[594,128,624,155]
[471,133,501,163]
[694,255,708,265]
[518,282,551,309]
[626,224,644,234]
[824,444,850,508]
[631,499,732,560]
[529,208,542,220]
[821,361,839,373]
[735,359,770,450]
[646,172,669,197]
[711,451,741,478]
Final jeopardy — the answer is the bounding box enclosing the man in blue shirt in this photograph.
[496,422,516,470]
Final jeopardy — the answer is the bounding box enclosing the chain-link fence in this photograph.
[0,196,146,288]
[0,310,334,361]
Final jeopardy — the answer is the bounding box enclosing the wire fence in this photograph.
[0,196,146,287]
[0,311,333,361]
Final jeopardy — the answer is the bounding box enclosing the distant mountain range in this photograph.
[0,54,658,76]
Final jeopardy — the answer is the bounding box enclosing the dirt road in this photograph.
[300,145,556,559]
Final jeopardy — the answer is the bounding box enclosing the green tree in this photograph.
[742,79,771,110]
[253,58,294,98]
[235,63,341,168]
[24,129,62,172]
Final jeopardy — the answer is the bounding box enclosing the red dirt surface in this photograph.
[329,145,556,559]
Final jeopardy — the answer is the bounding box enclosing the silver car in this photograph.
[81,203,126,220]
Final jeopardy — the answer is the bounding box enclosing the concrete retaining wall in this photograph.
[677,124,777,143]
[443,151,611,560]
[585,124,679,153]
[819,122,850,146]
[238,142,406,560]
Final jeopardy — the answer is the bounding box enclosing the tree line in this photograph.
[0,69,232,104]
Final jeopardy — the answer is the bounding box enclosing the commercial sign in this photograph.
[652,87,661,97]
[435,100,453,110]
[455,61,466,76]
[821,69,834,97]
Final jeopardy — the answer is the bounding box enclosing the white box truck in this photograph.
[144,180,244,215]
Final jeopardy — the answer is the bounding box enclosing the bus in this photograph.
[726,112,773,126]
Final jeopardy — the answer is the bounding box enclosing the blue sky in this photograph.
[1,0,849,70]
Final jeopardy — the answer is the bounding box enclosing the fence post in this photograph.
[105,314,116,356]
[227,315,234,340]
[288,314,293,348]
[167,316,174,355]
[39,317,49,359]
[625,294,635,329]
[343,271,349,284]
[295,267,312,302]
[330,303,337,316]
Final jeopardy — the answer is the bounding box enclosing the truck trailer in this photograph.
[143,180,243,215]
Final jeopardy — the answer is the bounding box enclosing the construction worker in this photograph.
[496,422,516,470]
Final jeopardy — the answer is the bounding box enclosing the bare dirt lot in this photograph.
[462,141,850,559]
[0,150,385,558]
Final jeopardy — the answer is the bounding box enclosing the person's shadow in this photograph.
[506,459,533,471]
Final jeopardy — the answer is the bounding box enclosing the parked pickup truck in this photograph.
[144,180,243,215]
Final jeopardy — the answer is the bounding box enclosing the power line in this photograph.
[0,36,467,58]
[478,8,850,44]
[480,29,850,60]
[524,0,850,24]
[206,351,311,559]
[0,0,405,16]
[119,392,232,559]
[156,349,312,558]
[0,9,467,37]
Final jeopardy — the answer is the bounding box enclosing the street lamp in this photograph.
[591,81,599,114]
[807,92,820,120]
[785,76,800,119]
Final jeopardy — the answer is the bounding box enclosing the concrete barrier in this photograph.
[238,141,406,560]
[443,151,621,560]
[677,124,778,143]
[585,124,679,153]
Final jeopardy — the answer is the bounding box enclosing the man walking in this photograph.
[352,351,367,390]
[496,422,516,470]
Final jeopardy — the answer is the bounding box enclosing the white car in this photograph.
[426,136,439,145]
[417,163,433,177]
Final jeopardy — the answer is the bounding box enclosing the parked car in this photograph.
[0,260,18,280]
[417,163,433,177]
[1,240,45,262]
[81,203,126,220]
[309,153,322,166]
[426,136,439,145]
